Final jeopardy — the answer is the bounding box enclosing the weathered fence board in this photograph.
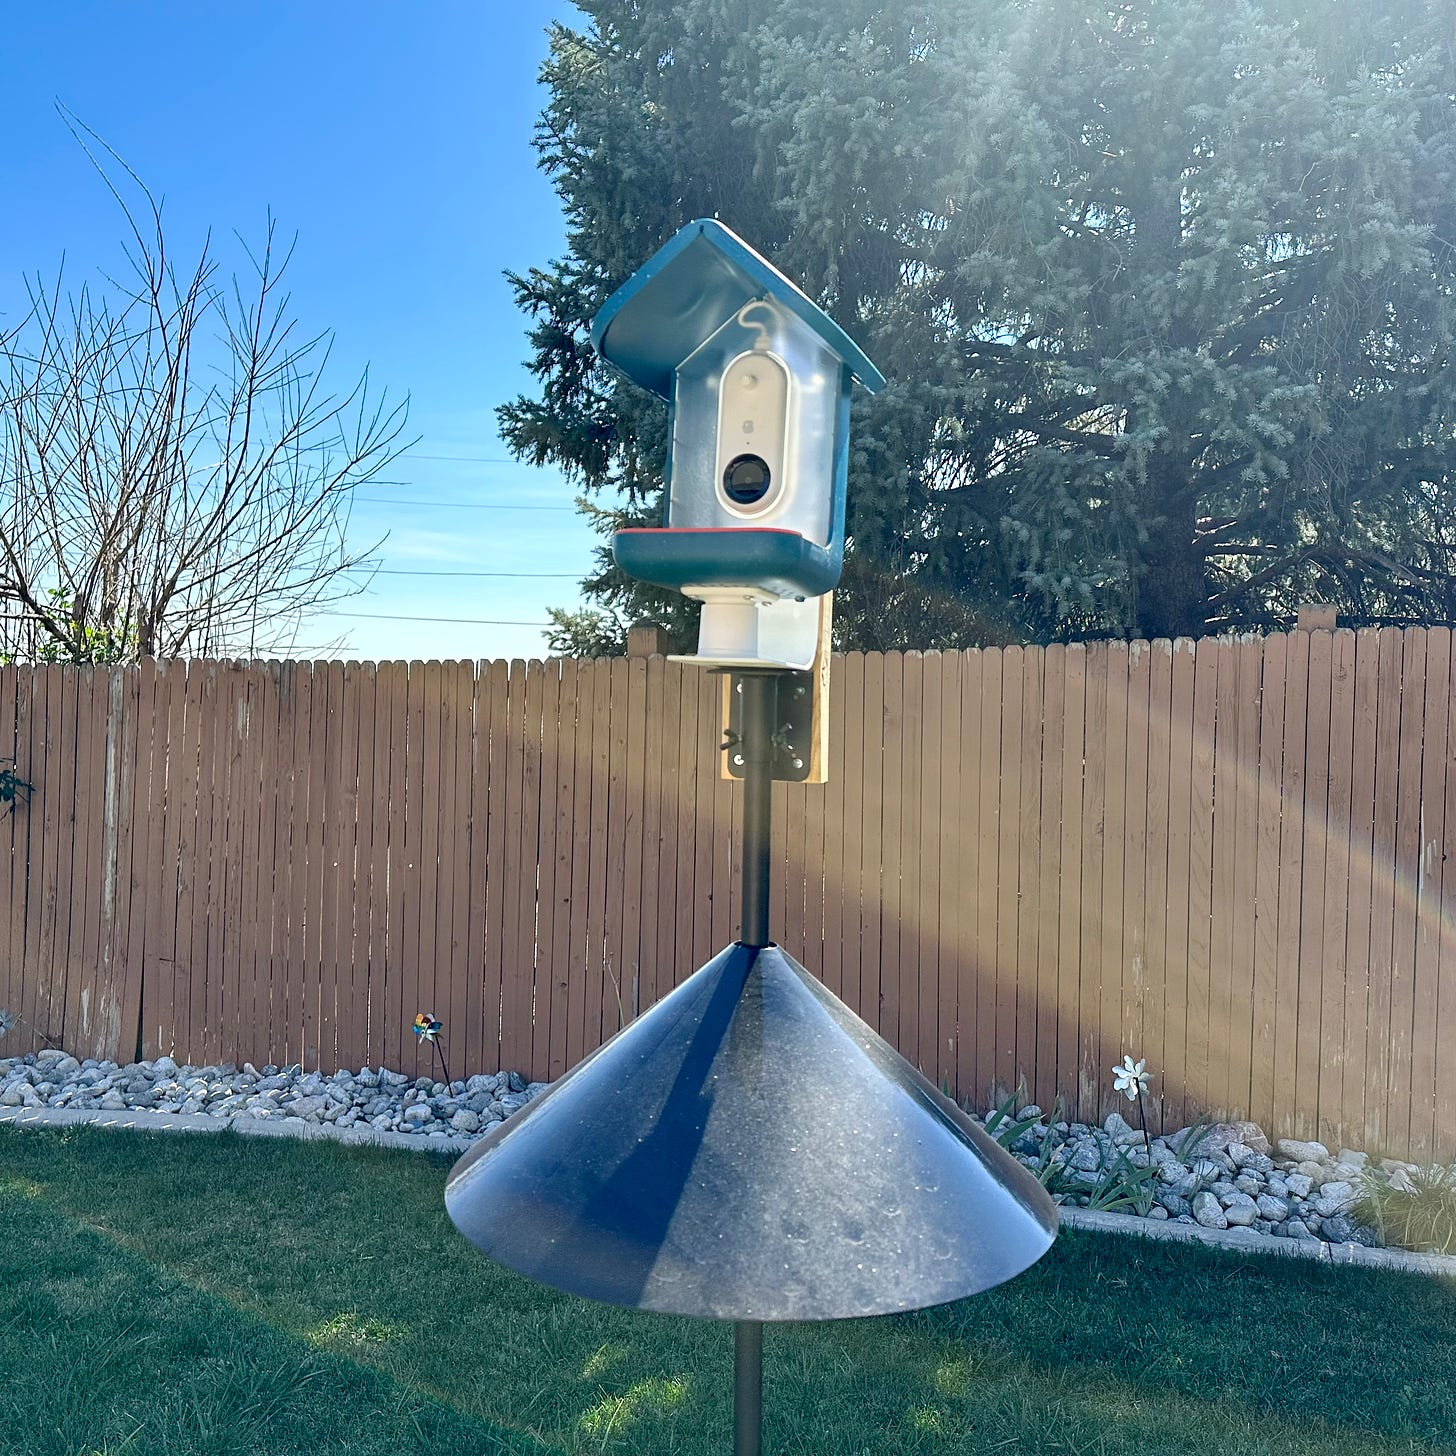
[6,627,1456,1159]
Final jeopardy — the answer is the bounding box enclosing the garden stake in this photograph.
[414,1012,451,1087]
[1113,1055,1153,1156]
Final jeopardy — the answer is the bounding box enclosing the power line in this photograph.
[361,486,547,497]
[397,453,519,464]
[352,497,576,511]
[330,611,552,626]
[371,568,579,578]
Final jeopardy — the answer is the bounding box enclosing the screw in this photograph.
[792,757,804,770]
[732,753,744,767]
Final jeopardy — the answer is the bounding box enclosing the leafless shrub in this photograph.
[0,117,408,662]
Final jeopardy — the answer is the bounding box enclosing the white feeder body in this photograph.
[668,299,842,546]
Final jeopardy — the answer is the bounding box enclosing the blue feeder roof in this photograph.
[591,219,885,400]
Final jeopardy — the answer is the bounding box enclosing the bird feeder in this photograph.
[593,218,884,670]
[446,220,1056,1456]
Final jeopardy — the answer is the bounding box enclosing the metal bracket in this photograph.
[723,672,814,782]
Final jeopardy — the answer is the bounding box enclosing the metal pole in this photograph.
[734,1319,764,1456]
[734,671,777,1454]
[738,672,778,948]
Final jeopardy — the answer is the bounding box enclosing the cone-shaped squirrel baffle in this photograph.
[445,944,1056,1321]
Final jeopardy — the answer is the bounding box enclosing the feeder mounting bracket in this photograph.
[721,672,815,783]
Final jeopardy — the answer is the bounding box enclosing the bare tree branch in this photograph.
[0,127,410,663]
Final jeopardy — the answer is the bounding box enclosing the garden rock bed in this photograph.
[977,1102,1425,1248]
[0,1048,548,1147]
[0,1048,1440,1251]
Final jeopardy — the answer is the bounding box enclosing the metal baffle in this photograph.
[444,941,1056,1317]
[444,668,1058,1452]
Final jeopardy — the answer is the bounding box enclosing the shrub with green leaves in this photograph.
[979,1086,1159,1214]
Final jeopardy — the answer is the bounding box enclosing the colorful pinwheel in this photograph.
[413,1012,451,1086]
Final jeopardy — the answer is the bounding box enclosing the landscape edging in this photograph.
[5,1104,1455,1280]
[0,1104,467,1155]
[1057,1205,1456,1278]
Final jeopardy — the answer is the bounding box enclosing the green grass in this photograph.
[3,1126,1455,1456]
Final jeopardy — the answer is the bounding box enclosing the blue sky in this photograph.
[0,2,598,661]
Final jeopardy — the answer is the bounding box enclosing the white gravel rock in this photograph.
[1277,1138,1330,1163]
[1314,1181,1357,1216]
[1192,1192,1228,1229]
[1223,1192,1258,1227]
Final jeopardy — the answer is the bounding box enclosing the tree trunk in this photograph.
[1126,169,1206,642]
[1133,466,1206,640]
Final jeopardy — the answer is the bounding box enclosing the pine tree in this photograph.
[501,0,1456,649]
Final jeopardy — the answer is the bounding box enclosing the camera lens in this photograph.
[722,454,772,505]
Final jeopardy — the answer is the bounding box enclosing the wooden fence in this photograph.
[3,627,1455,1159]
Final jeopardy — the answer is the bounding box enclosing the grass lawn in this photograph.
[3,1126,1455,1456]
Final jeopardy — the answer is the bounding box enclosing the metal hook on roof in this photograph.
[735,298,777,349]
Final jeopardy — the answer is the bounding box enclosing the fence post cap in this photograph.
[627,622,672,658]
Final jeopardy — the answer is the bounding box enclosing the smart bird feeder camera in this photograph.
[446,221,1056,1456]
[592,219,885,670]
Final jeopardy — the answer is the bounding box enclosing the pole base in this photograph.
[734,1320,763,1456]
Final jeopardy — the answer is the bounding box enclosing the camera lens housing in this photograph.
[722,453,772,506]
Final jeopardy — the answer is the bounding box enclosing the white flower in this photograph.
[1112,1055,1150,1103]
